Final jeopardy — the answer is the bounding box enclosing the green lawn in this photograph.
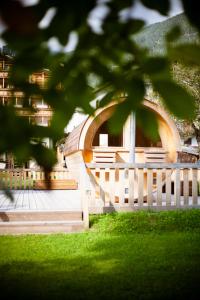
[0,210,200,300]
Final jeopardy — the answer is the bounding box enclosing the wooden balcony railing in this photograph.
[86,163,200,211]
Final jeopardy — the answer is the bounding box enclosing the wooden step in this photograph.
[34,179,78,190]
[0,211,82,222]
[0,220,84,235]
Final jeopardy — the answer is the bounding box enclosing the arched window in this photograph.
[92,119,162,147]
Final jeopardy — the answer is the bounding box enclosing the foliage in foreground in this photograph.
[0,1,200,169]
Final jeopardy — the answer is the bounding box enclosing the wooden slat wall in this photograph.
[183,169,189,205]
[156,169,162,206]
[175,168,180,207]
[147,169,153,206]
[138,168,144,207]
[99,168,106,205]
[129,168,135,205]
[192,169,198,205]
[166,169,171,206]
[119,168,125,205]
[109,169,115,206]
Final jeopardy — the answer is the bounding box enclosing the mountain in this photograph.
[134,13,199,55]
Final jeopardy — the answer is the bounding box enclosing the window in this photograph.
[35,116,49,126]
[0,78,3,88]
[4,97,12,105]
[93,121,123,147]
[31,97,48,108]
[4,64,10,70]
[136,126,162,147]
[4,79,9,88]
[15,98,23,107]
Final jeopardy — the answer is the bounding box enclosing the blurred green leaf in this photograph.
[126,78,145,108]
[141,57,169,75]
[166,25,182,42]
[97,90,116,108]
[0,0,40,36]
[4,189,14,202]
[181,0,200,31]
[168,44,200,66]
[140,0,170,16]
[31,144,57,171]
[44,1,96,45]
[152,80,195,119]
[108,102,131,134]
[136,107,159,141]
[108,0,135,11]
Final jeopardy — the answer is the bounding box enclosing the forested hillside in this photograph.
[134,13,200,145]
[134,13,199,55]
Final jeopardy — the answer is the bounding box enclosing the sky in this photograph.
[131,0,183,25]
[0,0,184,131]
[0,0,183,49]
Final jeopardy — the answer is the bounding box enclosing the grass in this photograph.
[0,210,200,299]
[90,209,200,233]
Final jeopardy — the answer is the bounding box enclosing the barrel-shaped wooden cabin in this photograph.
[63,100,181,180]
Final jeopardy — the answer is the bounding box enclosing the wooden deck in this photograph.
[0,190,81,211]
[0,190,84,234]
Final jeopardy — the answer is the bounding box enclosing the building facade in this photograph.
[0,47,53,168]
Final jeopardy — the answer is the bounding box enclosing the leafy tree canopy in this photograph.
[0,0,200,170]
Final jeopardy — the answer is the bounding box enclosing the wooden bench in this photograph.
[34,179,78,190]
[144,149,166,163]
[93,150,116,163]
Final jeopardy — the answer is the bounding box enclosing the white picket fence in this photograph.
[86,163,200,211]
[0,169,69,190]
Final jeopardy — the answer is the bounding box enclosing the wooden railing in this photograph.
[0,169,69,190]
[86,163,200,211]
